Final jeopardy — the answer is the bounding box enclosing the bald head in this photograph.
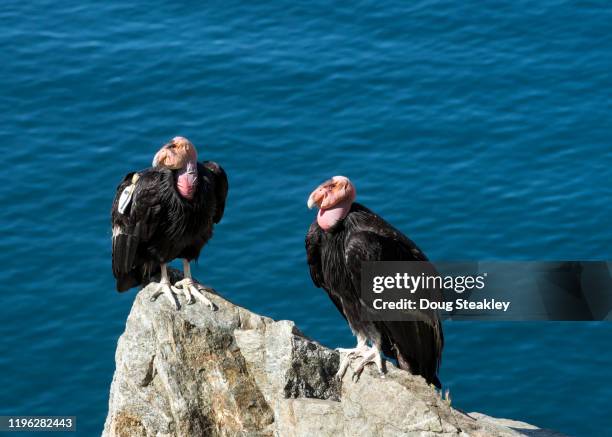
[152,136,198,169]
[307,176,356,210]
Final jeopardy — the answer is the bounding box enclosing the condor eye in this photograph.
[167,144,176,149]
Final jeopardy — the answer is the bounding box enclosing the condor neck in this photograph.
[176,161,198,200]
[317,199,352,231]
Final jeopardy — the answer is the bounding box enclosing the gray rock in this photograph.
[104,282,567,437]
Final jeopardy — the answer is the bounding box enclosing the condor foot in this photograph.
[149,280,180,310]
[351,346,386,382]
[335,345,386,381]
[172,278,217,311]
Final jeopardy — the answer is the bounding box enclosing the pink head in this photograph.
[307,176,356,231]
[152,136,199,200]
[152,136,198,170]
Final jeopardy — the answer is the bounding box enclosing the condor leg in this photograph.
[336,334,369,379]
[149,263,179,310]
[172,259,217,311]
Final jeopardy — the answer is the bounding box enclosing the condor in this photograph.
[111,137,228,310]
[305,176,443,386]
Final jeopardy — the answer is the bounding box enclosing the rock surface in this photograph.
[104,282,566,437]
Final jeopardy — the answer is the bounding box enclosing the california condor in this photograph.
[111,136,228,309]
[305,176,443,386]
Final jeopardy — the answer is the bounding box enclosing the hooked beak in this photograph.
[307,176,356,210]
[152,143,176,168]
[307,196,316,209]
[307,187,325,209]
[152,149,163,167]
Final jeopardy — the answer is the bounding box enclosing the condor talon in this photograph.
[173,260,216,310]
[352,345,385,379]
[193,288,217,311]
[149,264,179,309]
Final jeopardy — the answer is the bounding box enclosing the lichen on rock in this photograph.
[103,281,566,437]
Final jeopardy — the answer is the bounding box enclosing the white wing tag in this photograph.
[118,173,140,215]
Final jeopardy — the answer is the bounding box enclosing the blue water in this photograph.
[1,1,611,436]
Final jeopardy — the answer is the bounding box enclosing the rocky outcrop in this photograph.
[103,281,565,437]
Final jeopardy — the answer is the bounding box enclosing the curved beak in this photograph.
[152,150,162,167]
[307,186,325,209]
[307,195,316,209]
[152,143,173,167]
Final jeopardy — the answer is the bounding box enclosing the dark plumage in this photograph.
[111,139,227,294]
[306,177,443,387]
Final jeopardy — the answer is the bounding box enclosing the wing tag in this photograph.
[118,173,140,215]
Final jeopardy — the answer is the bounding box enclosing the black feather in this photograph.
[305,202,443,387]
[111,162,228,292]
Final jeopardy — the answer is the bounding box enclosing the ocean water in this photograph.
[1,1,611,436]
